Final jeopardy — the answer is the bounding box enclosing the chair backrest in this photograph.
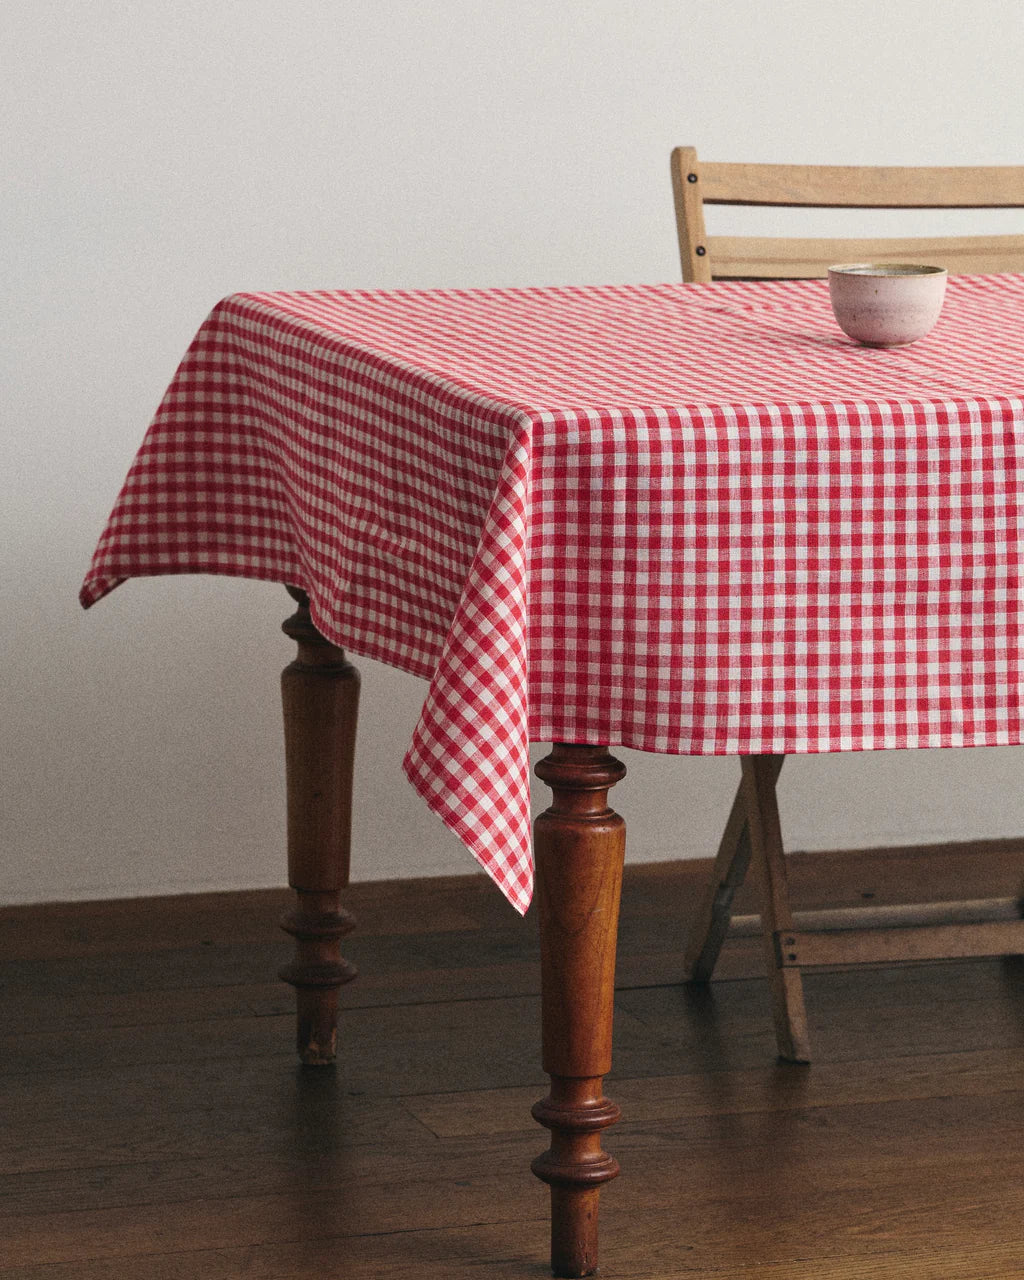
[671,146,1024,282]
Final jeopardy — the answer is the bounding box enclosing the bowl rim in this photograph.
[828,262,948,278]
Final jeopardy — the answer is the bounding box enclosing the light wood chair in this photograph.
[670,146,1024,1062]
[671,146,1024,282]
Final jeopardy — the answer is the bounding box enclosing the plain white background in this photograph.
[5,0,1024,904]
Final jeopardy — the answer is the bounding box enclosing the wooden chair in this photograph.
[670,147,1024,1062]
[671,146,1024,282]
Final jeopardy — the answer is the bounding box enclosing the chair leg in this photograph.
[741,754,811,1064]
[684,756,785,981]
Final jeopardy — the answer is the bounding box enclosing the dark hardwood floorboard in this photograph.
[4,845,1024,1276]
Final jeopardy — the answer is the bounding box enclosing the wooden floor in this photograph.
[5,842,1024,1278]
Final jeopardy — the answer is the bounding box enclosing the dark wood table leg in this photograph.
[278,586,359,1065]
[531,744,626,1278]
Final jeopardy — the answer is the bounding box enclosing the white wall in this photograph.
[5,0,1024,905]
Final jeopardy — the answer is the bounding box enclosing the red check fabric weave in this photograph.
[81,276,1024,912]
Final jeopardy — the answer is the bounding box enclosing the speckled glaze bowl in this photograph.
[828,263,948,347]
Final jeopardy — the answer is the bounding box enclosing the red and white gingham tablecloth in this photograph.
[82,276,1024,912]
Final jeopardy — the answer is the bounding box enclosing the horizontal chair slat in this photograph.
[700,162,1024,208]
[730,896,1024,937]
[775,919,1024,968]
[708,233,1024,279]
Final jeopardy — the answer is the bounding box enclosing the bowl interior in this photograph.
[828,263,947,278]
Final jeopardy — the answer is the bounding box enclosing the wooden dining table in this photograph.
[82,274,1024,1276]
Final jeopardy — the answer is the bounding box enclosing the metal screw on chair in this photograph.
[687,172,698,183]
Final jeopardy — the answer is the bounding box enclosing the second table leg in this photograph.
[532,744,626,1278]
[278,586,360,1066]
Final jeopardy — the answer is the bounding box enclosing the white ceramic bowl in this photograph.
[827,263,948,347]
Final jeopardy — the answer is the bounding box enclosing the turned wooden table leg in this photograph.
[532,744,626,1279]
[279,586,359,1066]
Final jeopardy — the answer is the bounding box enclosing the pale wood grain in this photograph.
[670,145,1024,279]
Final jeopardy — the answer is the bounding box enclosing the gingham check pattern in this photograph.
[82,276,1024,912]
